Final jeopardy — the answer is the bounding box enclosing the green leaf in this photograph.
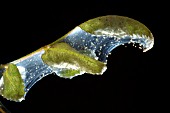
[42,43,106,76]
[60,69,81,78]
[1,63,25,101]
[79,15,152,37]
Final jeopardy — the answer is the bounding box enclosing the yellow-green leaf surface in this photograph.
[42,43,106,76]
[1,63,25,101]
[60,69,81,78]
[79,15,152,38]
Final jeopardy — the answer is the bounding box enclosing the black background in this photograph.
[0,0,165,112]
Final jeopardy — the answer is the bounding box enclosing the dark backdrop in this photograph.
[0,0,165,112]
